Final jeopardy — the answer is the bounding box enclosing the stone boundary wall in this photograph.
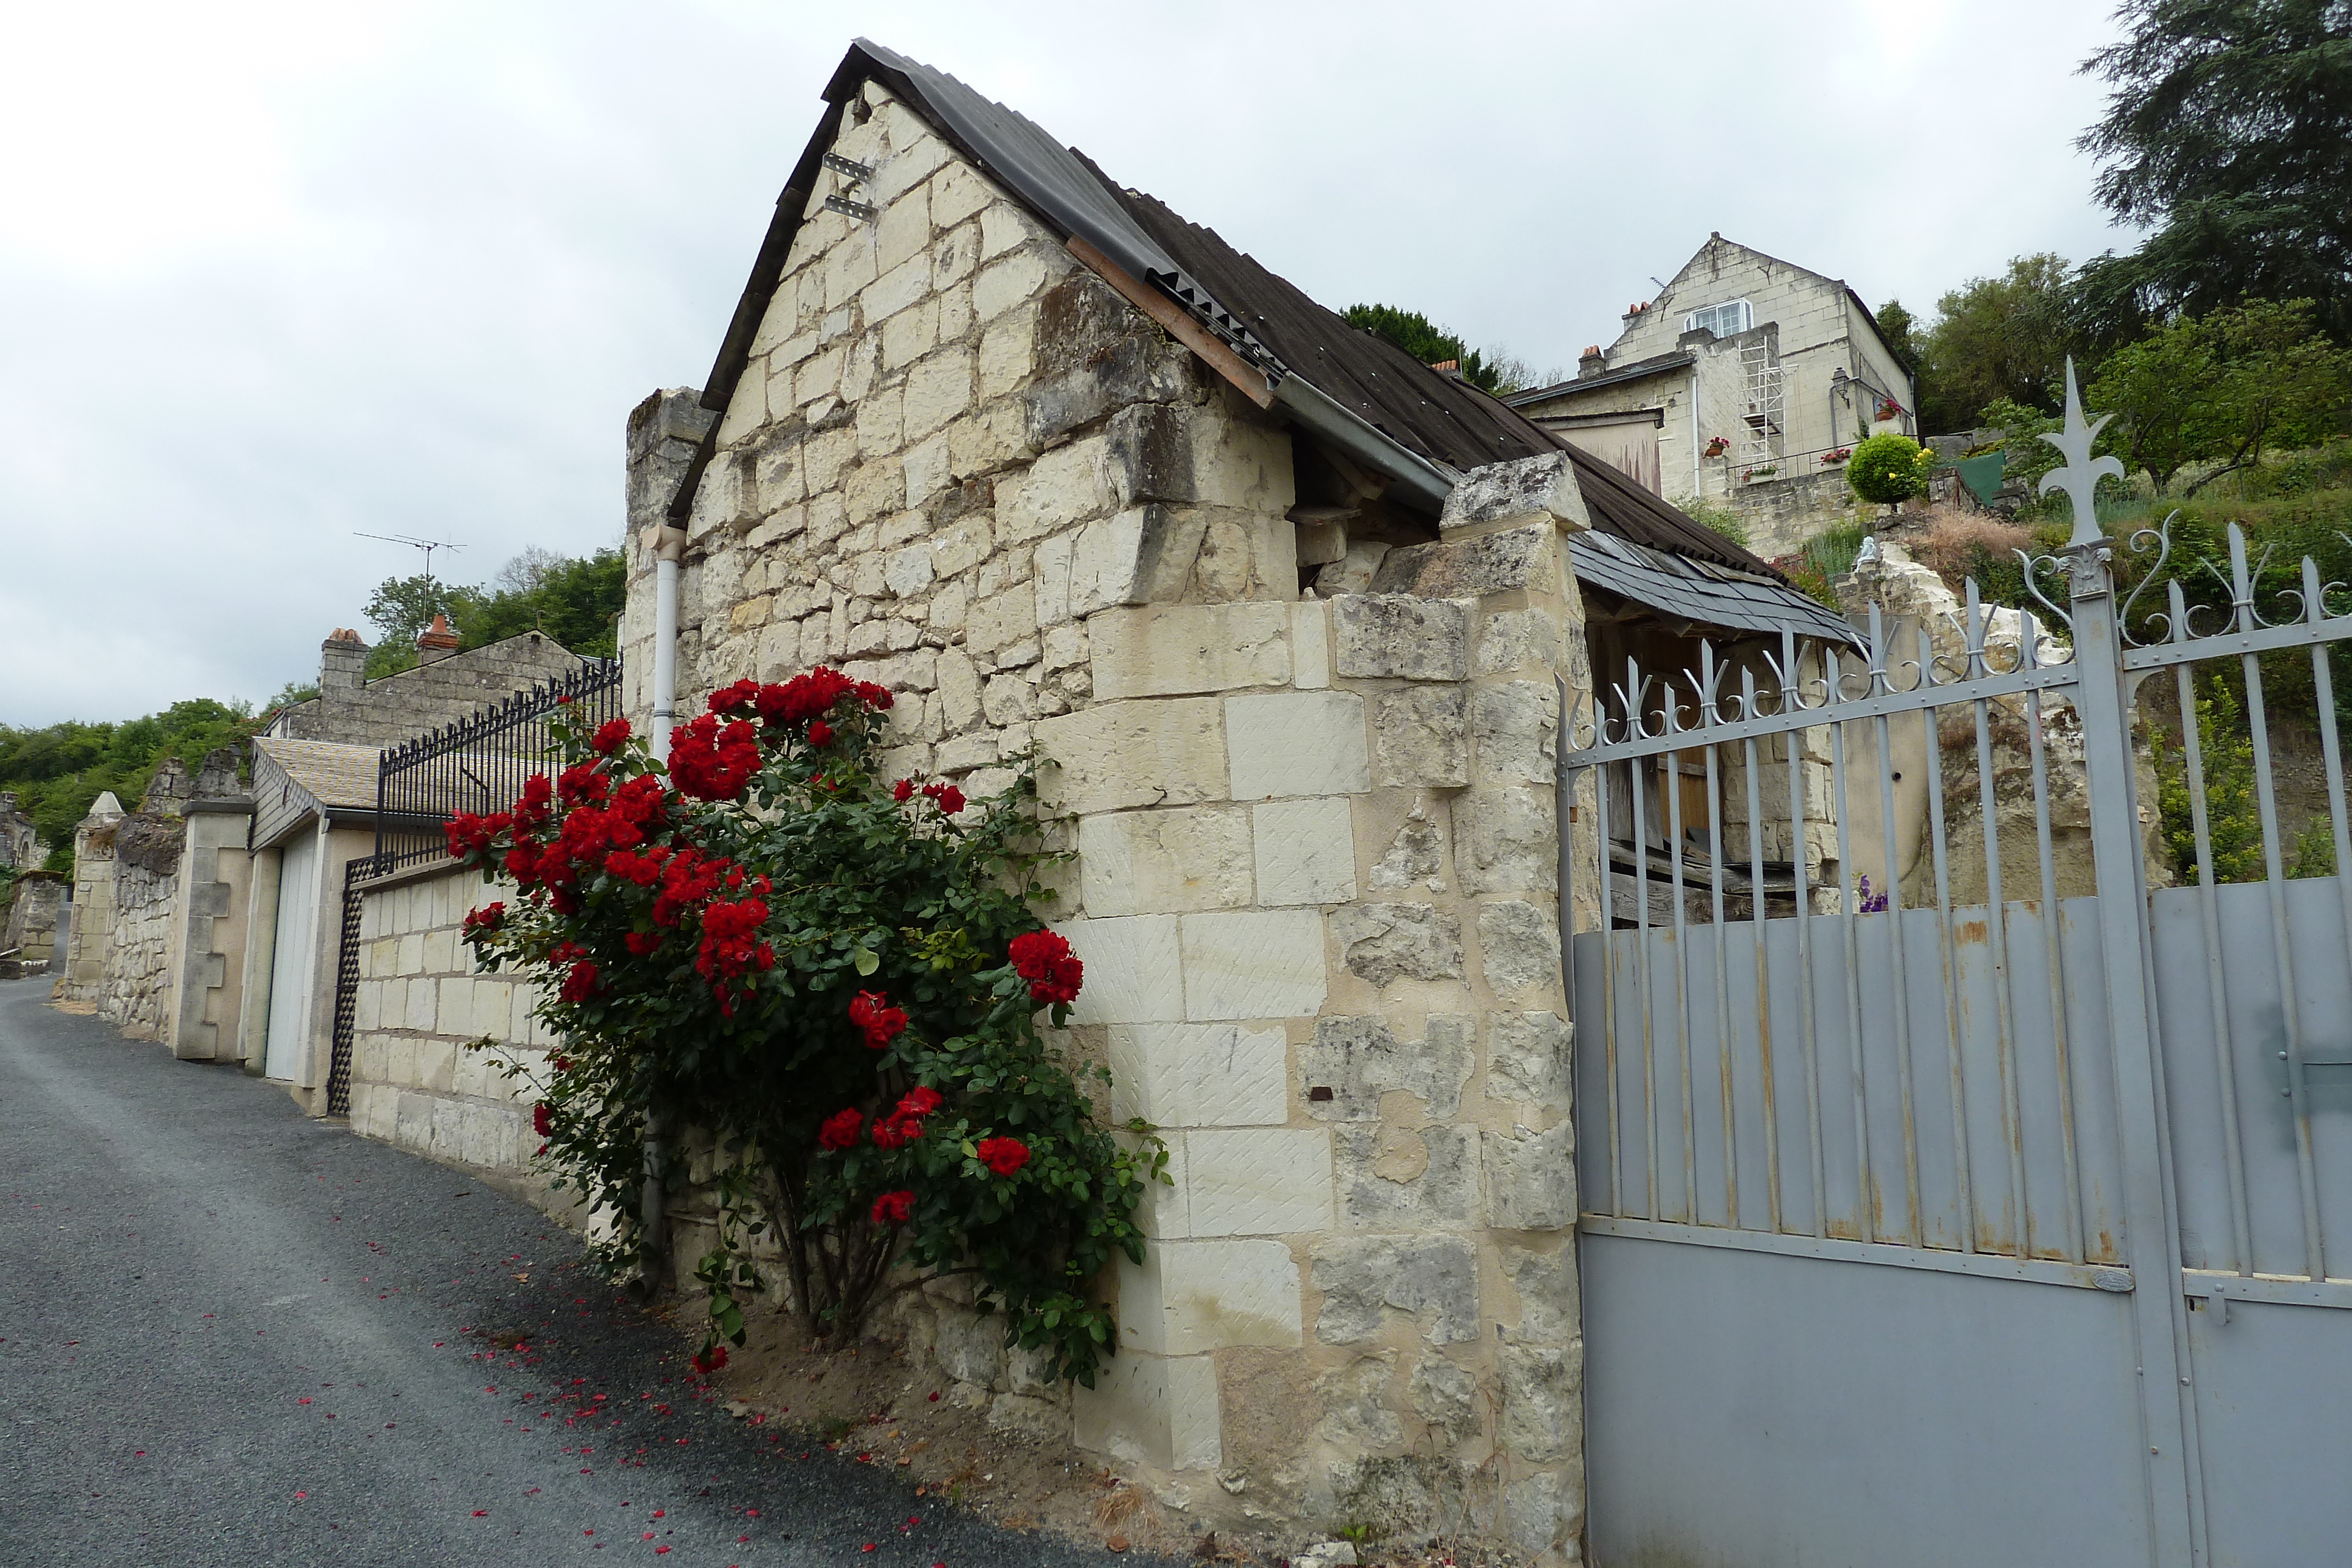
[4,871,66,968]
[96,813,185,1040]
[52,800,123,1007]
[275,633,587,747]
[346,867,555,1180]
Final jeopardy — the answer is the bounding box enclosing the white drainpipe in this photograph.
[639,522,687,1276]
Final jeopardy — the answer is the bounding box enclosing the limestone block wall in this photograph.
[166,804,255,1062]
[52,798,123,1007]
[617,80,1298,750]
[346,867,554,1177]
[97,812,185,1040]
[4,872,66,966]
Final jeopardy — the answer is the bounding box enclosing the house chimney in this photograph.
[1578,345,1605,379]
[415,614,462,665]
[319,628,368,694]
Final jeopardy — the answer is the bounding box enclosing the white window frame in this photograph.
[1684,299,1753,339]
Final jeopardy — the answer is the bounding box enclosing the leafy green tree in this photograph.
[2154,674,2267,884]
[1875,297,1922,374]
[2077,1,2352,342]
[1916,254,2079,428]
[0,699,260,872]
[2090,299,2352,492]
[1341,304,1551,394]
[363,573,479,648]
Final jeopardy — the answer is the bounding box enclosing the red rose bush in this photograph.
[445,667,1161,1385]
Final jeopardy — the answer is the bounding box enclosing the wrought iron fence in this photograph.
[370,658,623,873]
[325,657,622,1116]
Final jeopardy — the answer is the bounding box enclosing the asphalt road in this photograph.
[0,977,1125,1568]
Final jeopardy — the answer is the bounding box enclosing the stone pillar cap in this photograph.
[1439,452,1590,534]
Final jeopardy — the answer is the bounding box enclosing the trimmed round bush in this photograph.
[1847,432,1935,505]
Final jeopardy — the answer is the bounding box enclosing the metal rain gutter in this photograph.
[1268,373,1458,515]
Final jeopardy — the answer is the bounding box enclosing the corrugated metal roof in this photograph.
[1569,531,1860,647]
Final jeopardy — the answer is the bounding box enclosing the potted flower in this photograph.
[1703,436,1730,458]
[1875,397,1903,422]
[1820,446,1853,464]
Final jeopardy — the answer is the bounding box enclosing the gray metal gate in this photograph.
[1562,379,2352,1568]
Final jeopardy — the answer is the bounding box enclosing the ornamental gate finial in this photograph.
[2038,357,2127,553]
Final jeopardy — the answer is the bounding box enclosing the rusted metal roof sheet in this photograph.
[1569,531,1860,647]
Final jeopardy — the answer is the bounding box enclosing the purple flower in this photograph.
[1857,874,1889,914]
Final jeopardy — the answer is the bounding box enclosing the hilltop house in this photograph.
[1509,233,1917,554]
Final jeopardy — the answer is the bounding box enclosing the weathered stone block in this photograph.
[1455,786,1556,895]
[1118,1239,1302,1355]
[1073,1350,1222,1470]
[1503,1468,1580,1558]
[1070,506,1205,616]
[1055,914,1184,1025]
[1483,1123,1576,1230]
[1475,900,1561,999]
[1252,797,1355,907]
[1035,698,1227,815]
[1498,1341,1581,1462]
[1300,1015,1472,1121]
[1437,449,1589,533]
[1331,596,1469,681]
[1108,1021,1289,1128]
[1185,1129,1332,1236]
[1292,599,1331,689]
[1089,603,1289,700]
[1336,1124,1480,1228]
[1367,810,1448,892]
[1372,687,1468,789]
[1311,1235,1479,1345]
[1486,1011,1571,1110]
[1502,1243,1579,1343]
[1180,910,1326,1021]
[1331,902,1462,987]
[1471,681,1556,785]
[1226,691,1367,800]
[1373,524,1554,599]
[1079,807,1253,917]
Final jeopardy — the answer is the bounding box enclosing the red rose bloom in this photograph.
[533,1103,554,1137]
[847,991,908,1050]
[1008,930,1084,1007]
[918,781,965,815]
[893,777,914,802]
[624,931,662,956]
[898,1085,943,1118]
[590,718,633,755]
[870,1190,914,1226]
[975,1137,1030,1177]
[818,1108,864,1151]
[462,902,505,941]
[559,959,600,1003]
[689,1343,729,1375]
[807,720,833,747]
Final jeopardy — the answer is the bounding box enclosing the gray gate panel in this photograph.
[1571,897,2127,1262]
[2151,876,2352,1278]
[2184,1298,2352,1567]
[1581,1232,2153,1568]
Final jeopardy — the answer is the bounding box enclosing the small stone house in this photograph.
[617,41,1856,1559]
[1509,233,1918,555]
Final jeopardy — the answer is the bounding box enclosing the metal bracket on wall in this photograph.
[820,152,872,182]
[824,193,876,222]
[821,151,877,222]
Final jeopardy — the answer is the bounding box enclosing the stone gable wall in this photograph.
[617,78,1596,1563]
[96,811,185,1039]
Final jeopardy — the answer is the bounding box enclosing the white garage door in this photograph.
[262,828,319,1082]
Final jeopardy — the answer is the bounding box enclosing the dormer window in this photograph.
[1685,299,1753,339]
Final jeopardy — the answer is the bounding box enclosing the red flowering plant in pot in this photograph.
[444,667,1164,1386]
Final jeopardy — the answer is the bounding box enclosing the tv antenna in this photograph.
[355,531,466,584]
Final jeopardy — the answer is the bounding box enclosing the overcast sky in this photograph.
[1,1,2136,727]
